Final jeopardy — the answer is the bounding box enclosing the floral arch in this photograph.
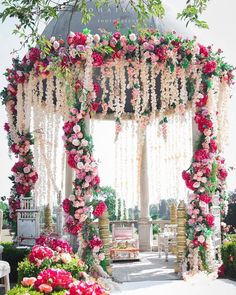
[1,27,234,275]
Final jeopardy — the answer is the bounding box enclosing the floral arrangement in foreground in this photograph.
[9,235,110,295]
[1,24,234,274]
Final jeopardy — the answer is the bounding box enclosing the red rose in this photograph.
[62,199,71,214]
[210,138,217,153]
[198,44,209,58]
[93,83,100,96]
[16,184,30,195]
[92,52,104,67]
[199,194,211,204]
[113,32,121,39]
[63,121,75,135]
[93,201,107,218]
[28,47,41,62]
[218,264,226,277]
[4,123,10,132]
[192,238,200,247]
[205,214,214,227]
[30,172,38,183]
[7,84,17,96]
[219,168,228,180]
[92,102,100,112]
[203,60,217,74]
[75,80,83,93]
[194,149,209,162]
[154,46,168,62]
[68,32,87,46]
[182,170,190,181]
[196,94,208,107]
[11,143,19,154]
[68,153,77,169]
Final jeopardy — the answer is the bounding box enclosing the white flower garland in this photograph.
[16,83,24,132]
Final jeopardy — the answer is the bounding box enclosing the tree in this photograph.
[99,186,116,221]
[0,0,210,46]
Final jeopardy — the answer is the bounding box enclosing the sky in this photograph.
[0,0,236,200]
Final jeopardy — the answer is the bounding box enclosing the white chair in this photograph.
[0,211,10,294]
[0,261,10,294]
[158,224,177,261]
[16,197,40,246]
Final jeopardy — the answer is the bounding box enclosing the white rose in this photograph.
[93,246,100,253]
[73,125,81,133]
[81,139,88,147]
[69,31,75,38]
[79,214,87,222]
[197,235,205,243]
[72,139,80,146]
[93,34,100,43]
[50,36,56,43]
[53,41,60,50]
[77,162,84,169]
[98,253,105,261]
[23,167,31,174]
[61,253,72,264]
[69,194,75,201]
[129,33,137,42]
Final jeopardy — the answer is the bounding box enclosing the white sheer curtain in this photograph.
[91,119,139,217]
[147,110,193,203]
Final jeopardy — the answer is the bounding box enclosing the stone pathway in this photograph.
[112,279,236,294]
[112,252,178,282]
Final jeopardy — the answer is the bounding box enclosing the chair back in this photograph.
[112,224,135,241]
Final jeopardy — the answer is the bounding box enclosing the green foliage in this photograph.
[8,285,65,295]
[17,259,39,283]
[18,257,86,283]
[0,201,10,227]
[0,0,211,47]
[1,242,30,283]
[221,242,236,278]
[177,0,210,28]
[99,186,126,221]
[152,223,161,235]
